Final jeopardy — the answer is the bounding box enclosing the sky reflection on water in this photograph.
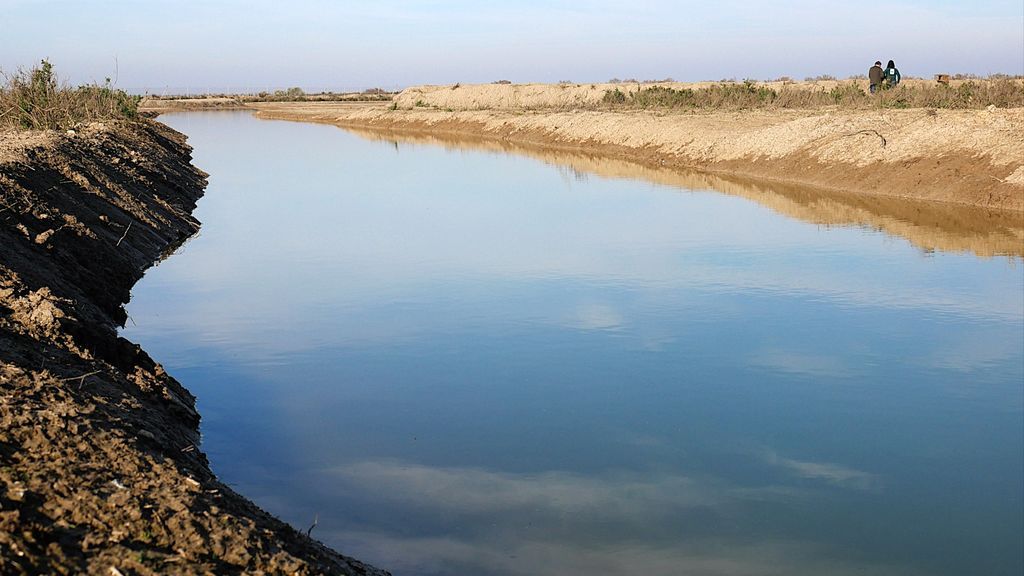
[124,112,1023,576]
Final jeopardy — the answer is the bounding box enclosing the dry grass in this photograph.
[0,60,140,131]
[602,78,1024,111]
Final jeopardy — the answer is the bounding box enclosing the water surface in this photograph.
[125,111,1024,576]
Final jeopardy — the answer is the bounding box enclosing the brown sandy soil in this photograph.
[0,121,388,575]
[250,94,1024,213]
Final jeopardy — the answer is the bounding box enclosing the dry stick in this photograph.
[843,129,887,147]
[60,370,102,382]
[59,370,102,389]
[115,221,132,247]
[306,513,318,537]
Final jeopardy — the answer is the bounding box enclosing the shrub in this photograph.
[0,60,140,130]
[828,82,866,105]
[602,88,627,105]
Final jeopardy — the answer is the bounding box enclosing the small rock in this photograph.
[987,104,997,112]
[66,130,76,137]
[34,229,56,245]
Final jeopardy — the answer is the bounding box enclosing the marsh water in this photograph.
[124,112,1024,576]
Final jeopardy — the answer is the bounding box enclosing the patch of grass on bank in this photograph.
[602,78,1024,110]
[1,60,140,130]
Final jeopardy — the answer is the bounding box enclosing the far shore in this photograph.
[141,81,1024,215]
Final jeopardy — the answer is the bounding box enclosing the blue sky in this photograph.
[2,0,1022,92]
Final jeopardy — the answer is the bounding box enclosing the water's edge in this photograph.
[0,119,388,575]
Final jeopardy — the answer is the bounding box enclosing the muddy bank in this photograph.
[0,120,387,575]
[249,98,1024,212]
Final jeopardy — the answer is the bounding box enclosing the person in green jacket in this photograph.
[884,60,901,88]
[869,61,884,93]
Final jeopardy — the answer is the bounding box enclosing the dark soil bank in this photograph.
[0,120,388,575]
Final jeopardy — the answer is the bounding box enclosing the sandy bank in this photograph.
[0,121,387,575]
[249,91,1024,212]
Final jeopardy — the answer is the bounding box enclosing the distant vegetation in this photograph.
[149,87,395,103]
[0,60,140,130]
[602,78,1024,110]
[242,87,393,103]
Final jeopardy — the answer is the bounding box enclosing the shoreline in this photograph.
[234,96,1024,213]
[0,120,388,575]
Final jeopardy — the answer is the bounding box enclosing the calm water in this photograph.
[124,112,1024,576]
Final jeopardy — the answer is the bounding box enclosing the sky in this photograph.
[2,0,1022,93]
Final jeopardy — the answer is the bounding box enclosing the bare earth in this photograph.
[235,82,1024,213]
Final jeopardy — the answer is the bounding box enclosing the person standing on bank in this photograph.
[869,61,884,93]
[884,60,901,88]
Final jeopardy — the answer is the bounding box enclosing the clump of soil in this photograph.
[0,121,388,575]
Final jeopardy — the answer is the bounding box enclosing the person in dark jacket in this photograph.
[884,60,901,88]
[869,61,884,93]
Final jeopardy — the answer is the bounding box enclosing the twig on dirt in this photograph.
[115,220,132,247]
[152,510,170,537]
[60,369,102,389]
[842,129,887,147]
[306,513,318,537]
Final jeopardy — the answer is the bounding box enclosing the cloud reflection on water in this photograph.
[311,458,899,576]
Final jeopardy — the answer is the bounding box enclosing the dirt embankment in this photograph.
[250,83,1024,212]
[0,121,387,575]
